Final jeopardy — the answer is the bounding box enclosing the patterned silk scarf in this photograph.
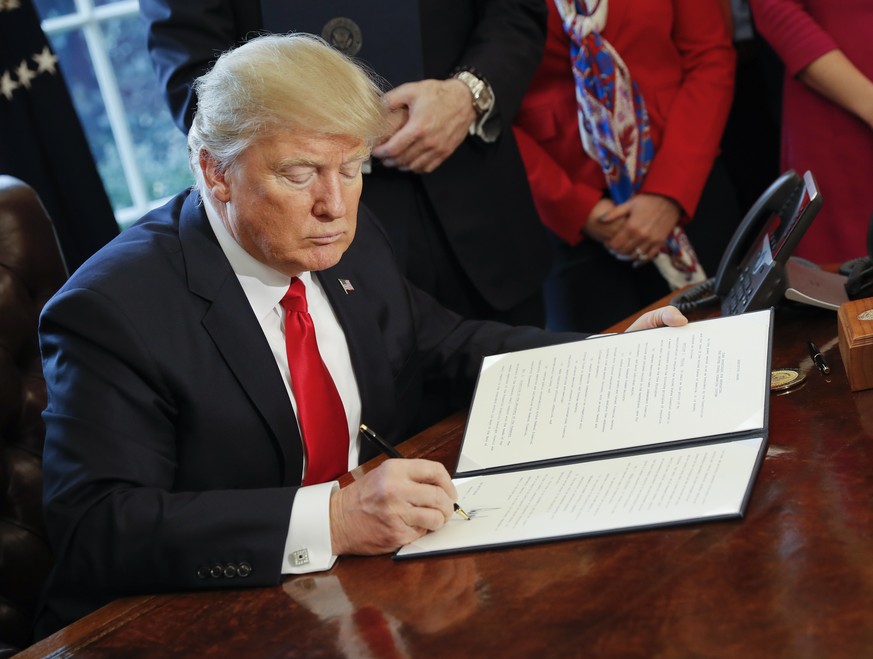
[555,0,706,288]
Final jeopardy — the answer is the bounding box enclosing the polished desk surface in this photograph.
[20,304,873,658]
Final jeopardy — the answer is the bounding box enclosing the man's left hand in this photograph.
[371,78,475,173]
[626,305,688,332]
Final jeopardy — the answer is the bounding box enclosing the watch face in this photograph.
[455,70,493,116]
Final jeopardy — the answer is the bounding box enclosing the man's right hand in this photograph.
[370,78,475,173]
[329,458,457,555]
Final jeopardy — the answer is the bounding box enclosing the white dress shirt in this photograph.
[203,195,362,573]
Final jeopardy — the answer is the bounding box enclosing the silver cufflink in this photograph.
[290,548,310,567]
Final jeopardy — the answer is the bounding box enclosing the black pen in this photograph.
[359,424,471,520]
[807,340,831,375]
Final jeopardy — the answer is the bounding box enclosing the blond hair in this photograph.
[188,33,389,184]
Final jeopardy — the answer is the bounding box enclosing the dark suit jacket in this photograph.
[34,190,580,638]
[139,0,551,312]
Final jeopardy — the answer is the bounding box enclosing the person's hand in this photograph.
[581,197,623,243]
[329,458,457,555]
[370,78,475,173]
[599,193,681,260]
[626,305,688,332]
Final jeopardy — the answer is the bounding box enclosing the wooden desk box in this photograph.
[838,297,873,391]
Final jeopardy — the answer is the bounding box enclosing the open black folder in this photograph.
[396,309,773,559]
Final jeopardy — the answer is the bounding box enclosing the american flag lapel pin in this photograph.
[339,278,355,294]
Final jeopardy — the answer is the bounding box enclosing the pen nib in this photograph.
[454,503,471,521]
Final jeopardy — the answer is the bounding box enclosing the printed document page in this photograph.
[398,436,764,558]
[456,310,772,475]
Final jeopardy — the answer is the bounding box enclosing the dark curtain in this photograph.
[0,0,119,272]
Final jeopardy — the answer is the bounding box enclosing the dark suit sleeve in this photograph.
[38,286,294,609]
[140,0,258,132]
[463,0,548,127]
[351,197,581,403]
[410,281,584,408]
[335,206,583,442]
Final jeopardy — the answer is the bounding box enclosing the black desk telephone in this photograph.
[672,170,822,315]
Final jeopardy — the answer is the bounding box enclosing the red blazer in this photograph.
[514,0,735,245]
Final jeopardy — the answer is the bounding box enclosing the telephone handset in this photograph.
[672,170,822,315]
[715,170,821,315]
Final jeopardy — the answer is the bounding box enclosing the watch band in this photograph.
[453,70,492,116]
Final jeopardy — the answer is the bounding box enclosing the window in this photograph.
[34,0,191,228]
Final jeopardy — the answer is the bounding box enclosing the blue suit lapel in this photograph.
[316,267,396,462]
[178,191,304,485]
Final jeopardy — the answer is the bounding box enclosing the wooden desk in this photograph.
[21,305,873,658]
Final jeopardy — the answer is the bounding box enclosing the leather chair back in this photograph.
[0,176,68,654]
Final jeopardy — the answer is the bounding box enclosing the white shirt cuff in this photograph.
[281,481,338,574]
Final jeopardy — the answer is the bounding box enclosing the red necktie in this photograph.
[352,606,403,659]
[281,278,349,485]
